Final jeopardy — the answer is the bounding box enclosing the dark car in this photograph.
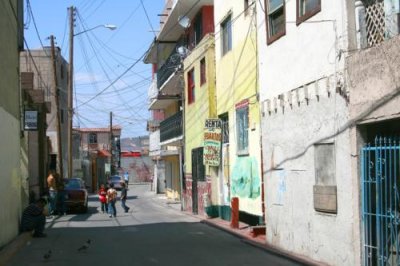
[108,175,123,190]
[63,178,88,213]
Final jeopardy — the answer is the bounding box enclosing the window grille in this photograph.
[365,1,385,47]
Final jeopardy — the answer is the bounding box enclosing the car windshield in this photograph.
[110,176,122,182]
[64,179,81,189]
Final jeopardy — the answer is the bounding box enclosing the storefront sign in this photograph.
[24,110,38,131]
[204,119,222,166]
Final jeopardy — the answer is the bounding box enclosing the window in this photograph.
[314,143,337,213]
[297,0,321,25]
[221,15,232,56]
[236,101,249,154]
[265,0,286,44]
[188,12,203,48]
[314,143,335,185]
[187,68,195,104]
[200,58,206,85]
[88,133,97,144]
[194,13,203,46]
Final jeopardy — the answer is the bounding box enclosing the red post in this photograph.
[230,197,239,229]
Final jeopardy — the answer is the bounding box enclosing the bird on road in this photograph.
[77,239,91,252]
[43,249,52,260]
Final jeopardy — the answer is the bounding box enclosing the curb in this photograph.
[0,232,31,265]
[201,219,326,266]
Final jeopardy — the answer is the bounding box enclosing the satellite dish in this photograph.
[178,15,191,28]
[177,46,190,58]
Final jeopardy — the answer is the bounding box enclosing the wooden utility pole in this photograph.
[50,35,64,179]
[68,6,75,178]
[110,111,113,175]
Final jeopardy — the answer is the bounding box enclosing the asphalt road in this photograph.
[7,184,304,266]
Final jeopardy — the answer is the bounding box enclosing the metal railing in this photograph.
[160,111,182,142]
[157,46,182,89]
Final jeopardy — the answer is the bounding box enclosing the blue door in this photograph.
[361,137,400,265]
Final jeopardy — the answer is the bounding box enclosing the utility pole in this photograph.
[50,35,64,179]
[110,111,113,175]
[68,6,75,179]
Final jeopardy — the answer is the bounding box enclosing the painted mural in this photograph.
[230,156,260,199]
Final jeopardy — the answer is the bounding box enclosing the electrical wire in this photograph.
[140,0,157,38]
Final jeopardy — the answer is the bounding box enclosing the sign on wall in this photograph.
[24,110,38,131]
[203,119,222,166]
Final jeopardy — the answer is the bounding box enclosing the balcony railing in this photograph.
[160,111,182,142]
[157,46,182,89]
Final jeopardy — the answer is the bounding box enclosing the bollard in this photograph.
[230,197,239,229]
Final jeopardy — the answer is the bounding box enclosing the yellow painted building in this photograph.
[183,34,216,215]
[213,1,263,224]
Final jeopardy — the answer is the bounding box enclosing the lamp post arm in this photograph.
[74,24,117,36]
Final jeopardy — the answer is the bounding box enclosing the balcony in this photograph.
[160,111,183,143]
[157,45,183,92]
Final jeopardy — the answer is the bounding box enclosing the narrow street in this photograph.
[7,184,304,266]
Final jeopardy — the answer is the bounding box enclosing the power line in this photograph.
[140,0,157,38]
[76,50,148,108]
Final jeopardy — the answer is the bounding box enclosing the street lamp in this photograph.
[67,6,117,178]
[74,24,117,37]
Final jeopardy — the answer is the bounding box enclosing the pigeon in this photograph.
[43,249,52,260]
[77,239,91,252]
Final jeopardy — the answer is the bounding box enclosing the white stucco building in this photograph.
[257,0,357,264]
[257,0,400,265]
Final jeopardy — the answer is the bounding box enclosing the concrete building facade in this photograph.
[257,0,400,264]
[20,47,69,195]
[0,0,27,249]
[73,126,121,192]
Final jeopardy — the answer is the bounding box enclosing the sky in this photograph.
[24,0,165,139]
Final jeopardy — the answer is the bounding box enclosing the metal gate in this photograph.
[361,137,400,265]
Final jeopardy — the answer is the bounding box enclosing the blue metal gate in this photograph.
[361,137,400,265]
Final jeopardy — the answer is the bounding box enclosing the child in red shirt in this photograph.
[98,183,108,213]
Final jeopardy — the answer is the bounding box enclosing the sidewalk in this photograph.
[160,196,325,266]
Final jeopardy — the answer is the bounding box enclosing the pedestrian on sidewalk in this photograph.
[20,198,47,238]
[124,171,129,184]
[120,182,130,213]
[107,183,117,218]
[98,183,108,213]
[46,169,57,215]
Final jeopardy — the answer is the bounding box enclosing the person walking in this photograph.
[20,198,47,238]
[120,182,130,213]
[98,183,108,213]
[124,171,129,184]
[46,170,57,215]
[107,183,117,218]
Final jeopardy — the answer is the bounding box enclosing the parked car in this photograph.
[63,178,88,213]
[108,175,124,190]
